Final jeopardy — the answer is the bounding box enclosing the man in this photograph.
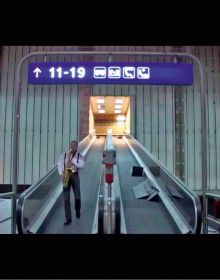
[57,140,85,225]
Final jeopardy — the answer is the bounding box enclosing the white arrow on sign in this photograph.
[33,67,42,78]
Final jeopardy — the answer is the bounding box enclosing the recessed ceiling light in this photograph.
[115,104,122,109]
[115,99,123,104]
[97,99,105,104]
[114,110,121,113]
[116,115,126,121]
[98,109,105,113]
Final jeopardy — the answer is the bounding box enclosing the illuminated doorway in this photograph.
[89,96,130,135]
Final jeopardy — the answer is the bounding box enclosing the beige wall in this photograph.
[89,102,95,133]
[125,103,130,134]
[95,122,125,135]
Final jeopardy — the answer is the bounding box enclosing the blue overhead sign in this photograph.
[28,62,193,85]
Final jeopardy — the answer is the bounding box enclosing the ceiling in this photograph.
[90,96,130,115]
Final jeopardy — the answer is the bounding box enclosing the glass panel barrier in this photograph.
[17,134,95,233]
[125,135,202,234]
[0,195,12,234]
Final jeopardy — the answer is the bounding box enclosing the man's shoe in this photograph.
[76,211,80,219]
[64,219,72,225]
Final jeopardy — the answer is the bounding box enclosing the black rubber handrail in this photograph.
[115,197,121,234]
[98,195,104,234]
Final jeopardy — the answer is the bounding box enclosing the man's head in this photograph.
[70,140,78,153]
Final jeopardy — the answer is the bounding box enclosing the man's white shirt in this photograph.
[57,151,85,175]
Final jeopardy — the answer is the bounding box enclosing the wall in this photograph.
[89,101,95,133]
[0,46,220,191]
[125,102,130,134]
[0,46,80,184]
[79,85,90,141]
[183,46,220,191]
[95,122,125,135]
